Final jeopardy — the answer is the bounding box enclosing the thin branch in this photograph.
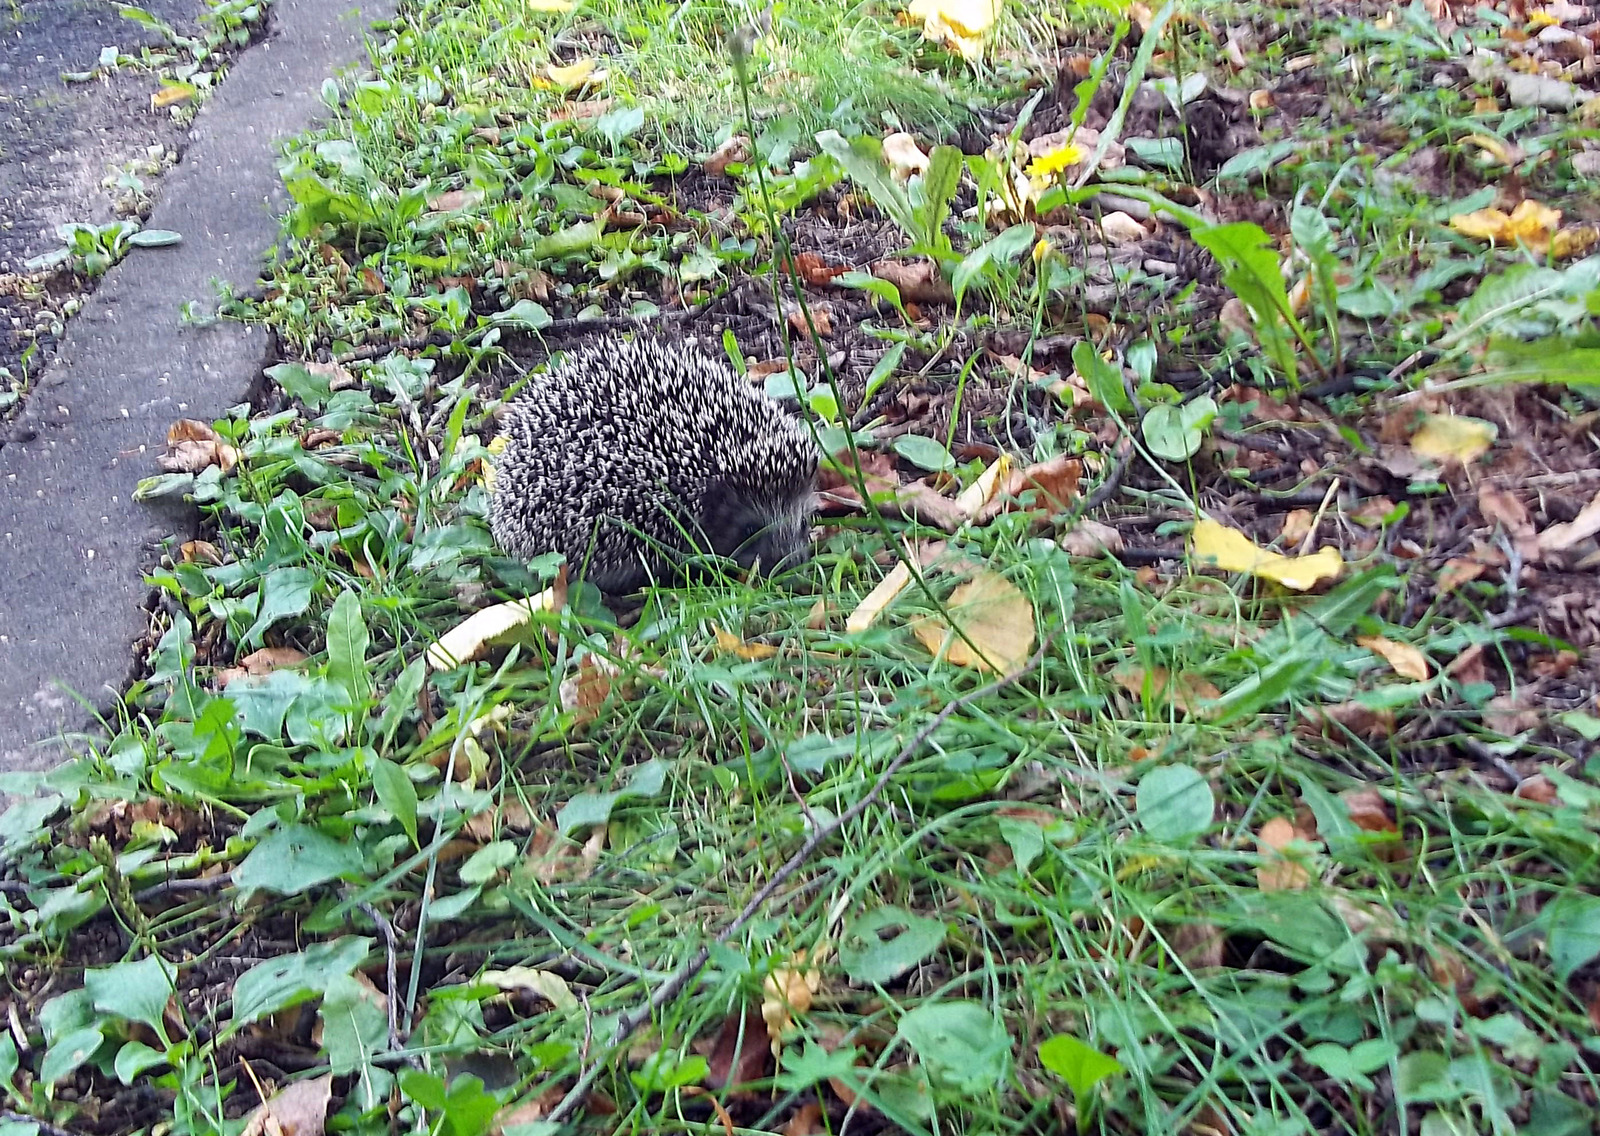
[544,638,1053,1125]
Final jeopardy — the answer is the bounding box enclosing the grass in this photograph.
[3,0,1600,1135]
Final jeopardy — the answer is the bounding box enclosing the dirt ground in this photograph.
[0,0,204,409]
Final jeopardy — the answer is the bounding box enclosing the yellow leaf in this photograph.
[1356,635,1430,681]
[1448,199,1560,253]
[713,625,779,660]
[526,0,573,9]
[846,560,913,633]
[953,453,1011,518]
[546,57,597,88]
[1461,133,1516,166]
[1410,413,1496,465]
[906,0,999,59]
[1552,224,1600,261]
[427,590,559,670]
[912,568,1035,674]
[1190,518,1342,591]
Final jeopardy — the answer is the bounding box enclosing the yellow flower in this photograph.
[1028,143,1084,180]
[1032,238,1053,264]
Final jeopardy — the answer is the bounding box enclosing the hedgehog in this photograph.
[489,335,819,593]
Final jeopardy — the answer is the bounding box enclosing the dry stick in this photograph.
[543,639,1052,1126]
[2,1110,87,1136]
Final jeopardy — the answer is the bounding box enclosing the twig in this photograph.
[1079,434,1135,515]
[358,902,412,1058]
[1297,476,1341,556]
[130,875,232,904]
[543,639,1052,1126]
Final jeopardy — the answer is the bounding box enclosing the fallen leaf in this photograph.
[1060,519,1124,557]
[785,251,847,286]
[784,1102,826,1135]
[151,84,193,110]
[427,188,484,212]
[713,625,779,660]
[1478,484,1539,560]
[480,967,580,1011]
[906,0,998,60]
[1551,224,1600,260]
[847,560,913,633]
[1485,693,1539,736]
[1446,643,1488,685]
[1537,487,1600,554]
[1190,517,1342,590]
[239,1074,332,1136]
[1112,665,1220,715]
[1300,701,1394,740]
[1514,774,1558,804]
[428,587,561,670]
[1438,557,1487,593]
[705,1005,771,1089]
[1410,413,1497,465]
[1356,635,1430,681]
[912,568,1036,674]
[882,132,931,180]
[1279,509,1314,546]
[239,647,309,675]
[869,258,953,304]
[975,455,1082,524]
[1448,199,1561,253]
[953,453,1012,519]
[704,134,751,176]
[545,58,597,89]
[558,651,622,725]
[1256,816,1311,891]
[1339,789,1398,835]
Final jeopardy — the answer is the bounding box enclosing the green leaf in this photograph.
[630,1052,708,1092]
[84,955,178,1044]
[557,758,668,836]
[485,299,552,330]
[320,971,394,1110]
[230,937,372,1029]
[952,222,1036,308]
[815,131,919,244]
[242,567,317,651]
[0,1034,18,1092]
[1142,395,1217,462]
[997,815,1045,875]
[372,758,419,848]
[459,841,518,885]
[1072,339,1131,414]
[1482,337,1600,388]
[1037,1034,1124,1104]
[863,341,906,403]
[893,433,955,472]
[918,145,964,250]
[774,1039,862,1092]
[40,1028,106,1087]
[838,906,947,985]
[234,823,366,896]
[897,1002,1009,1093]
[530,219,604,261]
[265,362,334,411]
[1135,765,1214,844]
[1546,893,1600,981]
[325,589,370,712]
[125,229,182,248]
[1191,221,1303,378]
[113,1040,167,1085]
[595,104,645,149]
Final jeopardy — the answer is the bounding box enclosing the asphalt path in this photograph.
[0,0,391,786]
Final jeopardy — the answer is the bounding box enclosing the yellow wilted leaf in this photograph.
[546,58,597,89]
[1356,635,1430,681]
[906,0,999,60]
[953,453,1011,518]
[1448,199,1561,253]
[846,560,913,633]
[526,0,573,9]
[1411,413,1497,465]
[427,589,559,670]
[1551,224,1600,261]
[713,625,779,660]
[912,568,1035,674]
[1190,518,1342,591]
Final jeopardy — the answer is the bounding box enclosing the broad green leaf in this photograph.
[321,971,394,1110]
[242,567,316,651]
[918,145,964,250]
[125,229,182,248]
[372,758,419,848]
[997,815,1045,875]
[530,219,604,261]
[1037,1034,1124,1104]
[485,299,551,329]
[839,906,946,985]
[893,433,954,472]
[84,955,178,1044]
[1142,395,1216,462]
[1072,339,1131,414]
[557,758,668,836]
[1482,337,1600,388]
[1135,765,1214,843]
[1191,221,1303,378]
[230,937,373,1029]
[1546,893,1600,981]
[459,841,518,885]
[630,1052,709,1092]
[113,1040,167,1085]
[896,1001,1009,1093]
[265,362,333,411]
[0,1034,17,1091]
[816,131,919,244]
[325,589,371,711]
[234,823,366,896]
[39,1027,106,1087]
[863,341,907,403]
[952,222,1035,307]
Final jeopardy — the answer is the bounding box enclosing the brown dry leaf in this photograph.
[239,1074,332,1136]
[239,647,309,675]
[975,455,1082,525]
[1485,693,1540,736]
[784,1102,826,1136]
[1537,487,1600,555]
[180,539,223,565]
[787,302,833,337]
[1300,701,1395,740]
[847,560,913,634]
[1447,643,1488,685]
[1356,635,1429,681]
[525,820,605,884]
[1255,816,1311,891]
[1515,774,1558,804]
[426,188,484,212]
[1060,518,1124,557]
[953,453,1012,518]
[713,625,779,660]
[1340,790,1397,835]
[912,568,1036,674]
[1478,484,1540,560]
[705,1005,771,1090]
[785,251,847,286]
[1100,211,1148,243]
[161,418,239,475]
[869,258,953,304]
[1279,509,1314,546]
[704,134,751,176]
[1551,224,1600,260]
[1438,557,1487,593]
[1167,921,1225,970]
[1112,665,1220,715]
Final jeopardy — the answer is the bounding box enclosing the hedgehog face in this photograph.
[702,468,817,579]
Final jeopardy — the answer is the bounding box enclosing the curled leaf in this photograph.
[1190,518,1342,590]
